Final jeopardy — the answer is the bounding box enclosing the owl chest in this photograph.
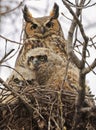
[41,37,62,54]
[17,35,66,61]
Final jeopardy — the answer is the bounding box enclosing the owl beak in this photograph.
[33,58,38,66]
[41,26,46,34]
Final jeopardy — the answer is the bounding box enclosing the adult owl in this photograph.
[15,3,67,67]
[23,3,67,54]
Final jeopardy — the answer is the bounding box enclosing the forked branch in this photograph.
[62,0,92,129]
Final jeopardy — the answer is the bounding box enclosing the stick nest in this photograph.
[0,83,96,130]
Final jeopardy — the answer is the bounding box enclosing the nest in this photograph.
[0,82,96,130]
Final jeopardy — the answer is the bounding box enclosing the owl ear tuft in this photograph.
[23,5,32,22]
[50,3,59,19]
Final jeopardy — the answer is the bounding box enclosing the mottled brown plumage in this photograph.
[16,3,67,68]
[5,3,79,103]
[7,47,79,92]
[26,47,79,92]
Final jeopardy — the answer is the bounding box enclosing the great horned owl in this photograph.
[26,47,79,92]
[15,3,67,67]
[23,3,66,54]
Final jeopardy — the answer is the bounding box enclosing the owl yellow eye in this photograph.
[38,55,47,62]
[46,21,54,28]
[30,23,38,29]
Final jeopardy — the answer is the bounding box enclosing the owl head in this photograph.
[23,3,63,38]
[26,47,63,69]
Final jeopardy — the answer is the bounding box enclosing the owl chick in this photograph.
[5,46,68,104]
[26,47,79,92]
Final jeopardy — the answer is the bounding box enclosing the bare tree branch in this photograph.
[62,1,92,129]
[82,59,96,74]
[0,49,14,65]
[64,0,96,9]
[62,1,80,68]
[0,35,23,45]
[62,0,88,69]
[0,2,23,15]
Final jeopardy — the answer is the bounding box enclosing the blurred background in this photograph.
[0,0,96,97]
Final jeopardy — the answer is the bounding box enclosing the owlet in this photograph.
[26,47,79,92]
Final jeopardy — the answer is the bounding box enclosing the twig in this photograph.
[63,0,89,43]
[82,59,96,74]
[62,0,84,69]
[0,49,14,65]
[62,1,90,129]
[80,106,96,113]
[63,0,96,9]
[0,77,44,120]
[0,2,23,15]
[48,101,55,130]
[0,35,23,45]
[61,12,72,21]
[57,91,64,129]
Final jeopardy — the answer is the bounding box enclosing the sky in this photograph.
[0,0,96,97]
